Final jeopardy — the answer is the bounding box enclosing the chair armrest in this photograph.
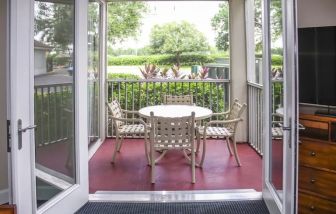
[212,110,230,117]
[121,109,140,115]
[109,116,148,127]
[205,118,243,127]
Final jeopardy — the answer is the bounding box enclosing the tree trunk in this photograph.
[175,52,181,67]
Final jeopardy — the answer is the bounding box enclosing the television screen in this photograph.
[298,26,336,106]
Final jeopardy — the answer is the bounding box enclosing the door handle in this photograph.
[18,119,37,150]
[282,126,291,131]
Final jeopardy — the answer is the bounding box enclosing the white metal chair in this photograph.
[162,94,194,105]
[106,100,150,164]
[149,111,196,183]
[272,113,283,139]
[196,99,247,167]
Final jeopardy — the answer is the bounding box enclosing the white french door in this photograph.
[9,0,89,213]
[262,0,298,213]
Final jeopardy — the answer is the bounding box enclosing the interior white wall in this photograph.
[229,0,248,142]
[298,0,336,28]
[0,0,9,204]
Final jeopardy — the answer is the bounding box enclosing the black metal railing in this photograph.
[106,79,231,137]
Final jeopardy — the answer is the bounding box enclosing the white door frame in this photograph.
[262,0,298,213]
[9,0,89,213]
[88,0,107,158]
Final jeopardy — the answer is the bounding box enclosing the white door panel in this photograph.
[9,0,89,213]
[262,0,298,213]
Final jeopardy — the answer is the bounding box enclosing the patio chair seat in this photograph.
[272,127,283,138]
[106,100,150,164]
[196,99,247,167]
[198,126,233,137]
[118,124,149,134]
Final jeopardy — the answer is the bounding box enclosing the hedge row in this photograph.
[255,54,283,66]
[108,53,283,67]
[108,54,216,67]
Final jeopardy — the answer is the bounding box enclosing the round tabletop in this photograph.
[276,107,284,115]
[138,105,213,120]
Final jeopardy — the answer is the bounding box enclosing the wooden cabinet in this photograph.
[299,114,336,214]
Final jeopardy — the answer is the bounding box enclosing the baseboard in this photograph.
[0,189,9,204]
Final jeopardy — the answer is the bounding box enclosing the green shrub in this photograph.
[107,81,228,114]
[271,55,283,66]
[108,53,215,66]
[255,54,283,67]
[108,73,140,80]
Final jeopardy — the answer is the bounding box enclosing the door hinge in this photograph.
[7,120,11,152]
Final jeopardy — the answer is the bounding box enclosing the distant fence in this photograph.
[34,83,73,147]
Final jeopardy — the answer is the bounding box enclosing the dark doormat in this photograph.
[76,200,270,214]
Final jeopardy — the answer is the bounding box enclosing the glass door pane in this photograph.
[268,0,284,201]
[34,0,76,208]
[88,1,101,144]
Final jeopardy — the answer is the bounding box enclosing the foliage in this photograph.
[139,64,160,79]
[199,66,209,79]
[88,2,101,73]
[170,65,185,79]
[107,2,148,44]
[211,3,229,51]
[34,86,73,146]
[108,53,215,66]
[160,67,170,78]
[254,0,282,51]
[35,2,74,54]
[271,54,283,66]
[107,77,228,115]
[107,73,140,80]
[48,54,71,68]
[149,21,209,66]
[188,66,209,80]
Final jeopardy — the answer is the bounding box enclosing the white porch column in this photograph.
[229,0,248,142]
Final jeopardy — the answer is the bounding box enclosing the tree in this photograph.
[211,3,229,51]
[254,0,282,51]
[149,21,209,66]
[35,2,74,54]
[107,2,148,44]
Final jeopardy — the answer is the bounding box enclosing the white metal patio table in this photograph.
[138,105,213,120]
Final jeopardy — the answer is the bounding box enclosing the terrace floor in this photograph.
[89,139,264,193]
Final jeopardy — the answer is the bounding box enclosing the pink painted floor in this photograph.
[89,139,263,193]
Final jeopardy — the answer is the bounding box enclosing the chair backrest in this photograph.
[149,112,195,150]
[226,99,247,132]
[162,94,193,105]
[106,100,124,128]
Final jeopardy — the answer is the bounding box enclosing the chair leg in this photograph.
[226,136,233,155]
[232,137,241,167]
[117,135,124,152]
[191,147,196,184]
[144,132,150,165]
[199,135,207,167]
[151,143,155,184]
[196,131,201,154]
[111,134,120,164]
